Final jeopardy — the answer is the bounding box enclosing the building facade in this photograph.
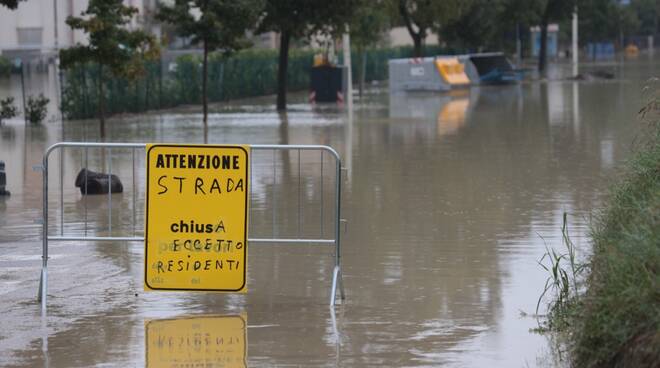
[0,0,151,59]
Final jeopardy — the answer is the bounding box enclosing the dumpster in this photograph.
[389,56,471,92]
[389,57,451,92]
[310,65,347,103]
[461,53,524,84]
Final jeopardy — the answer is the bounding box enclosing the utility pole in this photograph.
[342,31,353,109]
[53,0,59,51]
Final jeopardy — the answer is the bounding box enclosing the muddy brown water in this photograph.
[0,57,656,367]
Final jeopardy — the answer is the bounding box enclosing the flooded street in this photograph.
[0,57,656,367]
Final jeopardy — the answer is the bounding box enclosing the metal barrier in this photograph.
[37,142,346,310]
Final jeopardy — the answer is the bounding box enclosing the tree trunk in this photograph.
[98,64,105,140]
[277,30,291,111]
[399,0,424,58]
[412,33,423,57]
[538,13,549,73]
[202,39,209,139]
[358,47,366,98]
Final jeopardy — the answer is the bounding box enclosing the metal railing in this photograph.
[38,142,346,310]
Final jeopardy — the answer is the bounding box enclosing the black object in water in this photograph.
[0,160,9,196]
[75,168,123,195]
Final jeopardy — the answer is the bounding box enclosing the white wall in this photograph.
[389,26,439,47]
[0,0,149,56]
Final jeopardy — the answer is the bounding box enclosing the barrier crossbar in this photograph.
[38,142,346,311]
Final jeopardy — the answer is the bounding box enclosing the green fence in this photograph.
[60,45,454,120]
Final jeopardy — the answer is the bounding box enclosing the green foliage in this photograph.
[393,0,468,56]
[579,0,659,43]
[536,213,586,331]
[0,97,18,122]
[632,0,659,35]
[157,0,261,56]
[258,0,361,109]
[350,1,391,49]
[0,56,12,77]
[439,0,507,51]
[157,0,262,123]
[60,45,451,120]
[59,0,159,132]
[573,125,660,367]
[258,0,359,38]
[544,83,660,367]
[60,0,159,79]
[25,94,49,124]
[0,0,23,9]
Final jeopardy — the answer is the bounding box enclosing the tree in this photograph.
[0,0,23,9]
[349,2,390,97]
[393,0,469,57]
[157,0,261,135]
[537,0,575,72]
[396,0,437,57]
[258,0,359,111]
[438,0,505,51]
[60,0,158,138]
[437,0,540,57]
[499,0,543,59]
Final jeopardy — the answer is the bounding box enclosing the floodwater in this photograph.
[0,56,656,367]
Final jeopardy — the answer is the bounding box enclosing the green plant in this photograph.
[60,0,159,137]
[26,94,49,124]
[0,56,12,77]
[59,44,457,120]
[536,213,585,327]
[0,96,18,122]
[157,0,262,127]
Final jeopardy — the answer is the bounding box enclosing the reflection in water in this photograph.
[146,315,247,368]
[437,98,469,136]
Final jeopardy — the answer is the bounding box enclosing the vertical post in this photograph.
[132,148,136,236]
[39,153,49,311]
[298,149,301,237]
[330,154,344,306]
[320,151,324,237]
[107,150,111,233]
[272,149,276,237]
[342,31,353,109]
[20,60,27,125]
[52,0,58,51]
[249,147,253,232]
[572,9,579,77]
[59,150,64,236]
[84,148,88,236]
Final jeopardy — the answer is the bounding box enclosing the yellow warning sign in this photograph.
[145,144,249,292]
[146,315,247,368]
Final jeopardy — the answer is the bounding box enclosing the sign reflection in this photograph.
[146,314,247,368]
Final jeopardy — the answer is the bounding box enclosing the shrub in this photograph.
[0,97,18,122]
[26,94,49,124]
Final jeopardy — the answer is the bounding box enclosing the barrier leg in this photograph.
[37,270,42,301]
[38,267,47,311]
[330,265,342,306]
